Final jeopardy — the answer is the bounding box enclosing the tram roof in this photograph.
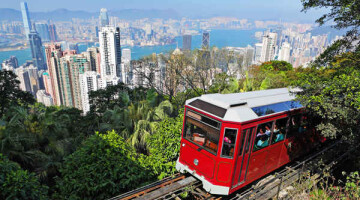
[186,87,303,123]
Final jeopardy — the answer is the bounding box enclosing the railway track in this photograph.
[110,140,354,200]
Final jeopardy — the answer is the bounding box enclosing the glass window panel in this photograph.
[252,101,303,117]
[272,118,288,144]
[253,122,273,152]
[184,117,220,155]
[221,129,238,158]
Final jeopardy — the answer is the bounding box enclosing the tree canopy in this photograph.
[54,130,154,200]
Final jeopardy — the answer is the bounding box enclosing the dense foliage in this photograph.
[0,154,48,200]
[0,70,35,117]
[54,131,154,200]
[144,110,184,179]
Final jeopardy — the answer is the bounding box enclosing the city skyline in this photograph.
[0,0,329,22]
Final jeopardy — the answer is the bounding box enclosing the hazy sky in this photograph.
[0,0,327,22]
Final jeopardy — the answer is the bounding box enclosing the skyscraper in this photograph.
[80,71,99,114]
[20,2,31,39]
[48,24,58,42]
[58,54,89,109]
[35,23,50,42]
[99,26,121,85]
[45,44,64,105]
[202,31,210,49]
[260,33,277,62]
[29,30,47,70]
[182,35,192,51]
[99,8,109,27]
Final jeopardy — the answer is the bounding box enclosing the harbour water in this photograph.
[0,29,262,69]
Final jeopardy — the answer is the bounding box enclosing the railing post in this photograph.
[276,175,283,200]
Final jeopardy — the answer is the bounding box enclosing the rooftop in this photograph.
[186,88,302,123]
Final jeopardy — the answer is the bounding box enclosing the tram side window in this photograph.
[253,122,273,151]
[221,129,238,158]
[272,118,288,144]
[245,128,254,153]
[287,115,302,138]
[184,117,220,154]
[238,130,247,156]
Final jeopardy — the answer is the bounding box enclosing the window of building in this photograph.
[272,118,288,144]
[221,129,238,158]
[184,111,221,155]
[253,122,273,151]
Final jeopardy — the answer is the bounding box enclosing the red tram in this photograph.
[176,88,322,195]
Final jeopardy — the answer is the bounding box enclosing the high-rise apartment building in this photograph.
[260,33,277,62]
[15,66,31,92]
[254,43,263,63]
[42,71,53,98]
[58,54,89,109]
[122,48,131,62]
[80,71,99,114]
[20,2,31,39]
[29,30,47,70]
[99,26,121,85]
[45,44,63,105]
[202,31,210,49]
[84,47,101,72]
[48,24,58,42]
[99,8,109,27]
[35,23,50,42]
[278,42,291,62]
[182,35,192,51]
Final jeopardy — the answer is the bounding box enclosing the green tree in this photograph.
[0,154,48,200]
[294,52,360,141]
[0,70,35,117]
[55,130,154,200]
[144,110,184,179]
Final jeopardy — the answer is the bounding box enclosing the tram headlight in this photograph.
[194,159,199,166]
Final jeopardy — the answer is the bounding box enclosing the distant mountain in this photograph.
[0,8,181,21]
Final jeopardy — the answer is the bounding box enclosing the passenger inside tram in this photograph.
[256,135,269,148]
[273,124,284,142]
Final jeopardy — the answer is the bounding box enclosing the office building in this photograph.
[182,35,192,51]
[80,71,99,114]
[49,24,58,42]
[35,23,50,42]
[202,31,210,49]
[29,30,46,70]
[99,26,121,85]
[1,56,18,71]
[99,8,109,27]
[20,2,31,39]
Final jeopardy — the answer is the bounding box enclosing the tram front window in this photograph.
[184,115,220,155]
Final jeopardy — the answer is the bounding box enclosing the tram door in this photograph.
[232,127,255,186]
